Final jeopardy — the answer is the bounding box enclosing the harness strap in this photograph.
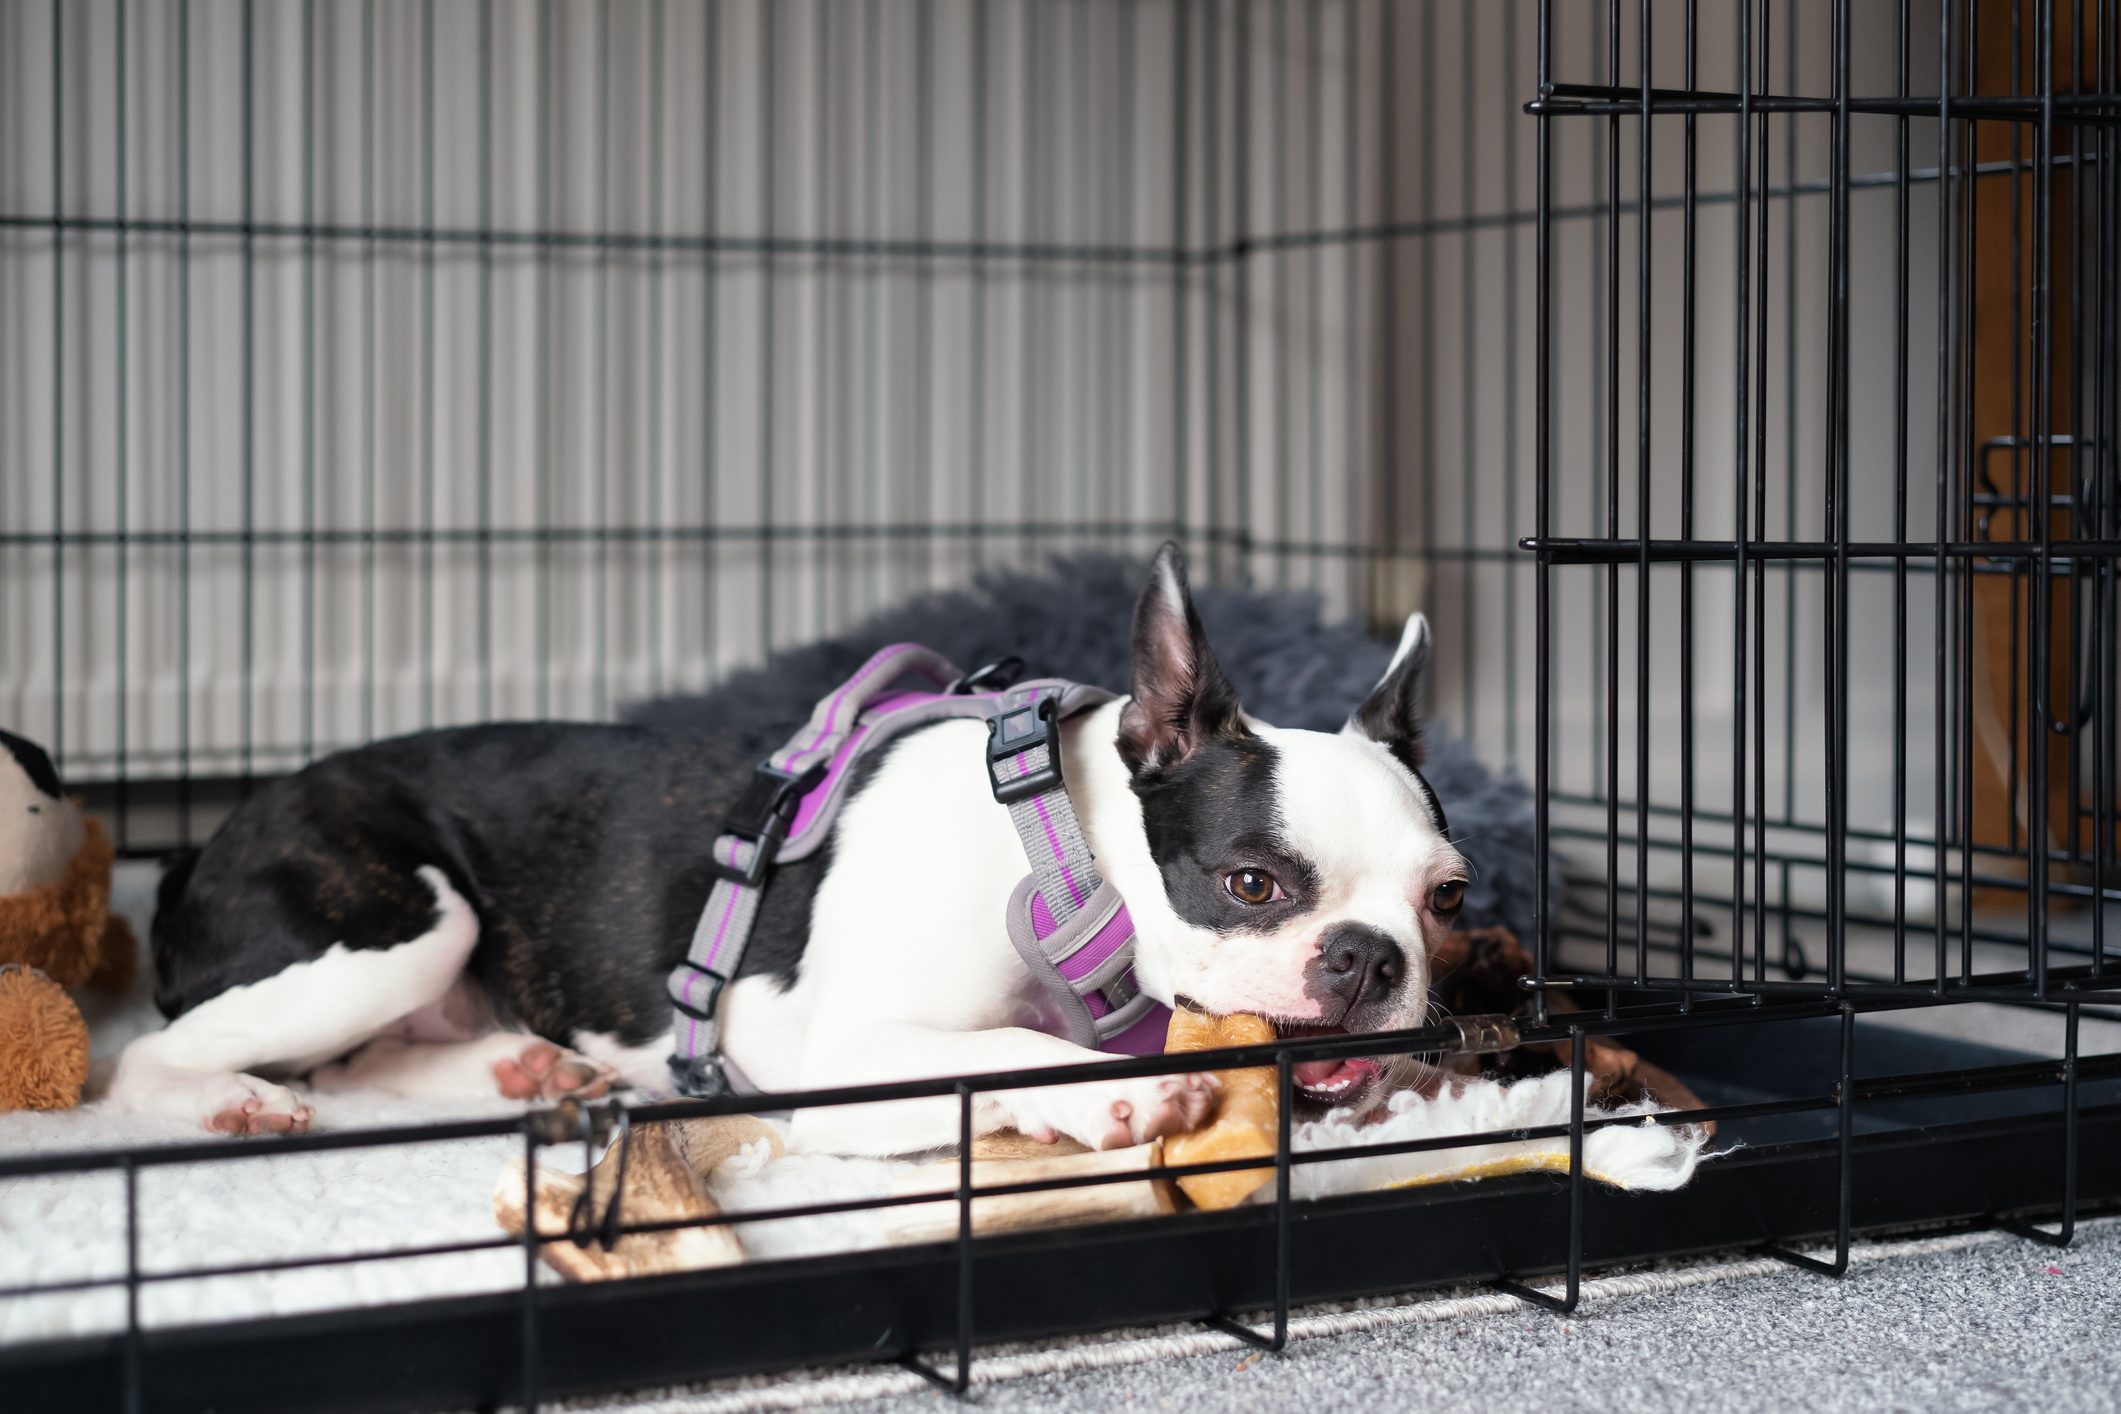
[987,685,1171,1055]
[770,644,959,779]
[1003,876,1170,1054]
[667,643,1168,1098]
[986,688,1102,928]
[667,643,955,1097]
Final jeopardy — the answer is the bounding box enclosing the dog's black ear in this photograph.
[1349,612,1432,771]
[1118,543,1245,776]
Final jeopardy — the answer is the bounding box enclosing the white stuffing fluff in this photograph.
[0,872,1705,1342]
[1286,1070,1709,1200]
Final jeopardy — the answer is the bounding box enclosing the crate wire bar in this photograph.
[1522,0,2118,1257]
[7,0,1439,828]
[1529,0,2120,998]
[0,1,2117,1411]
[8,998,2120,1411]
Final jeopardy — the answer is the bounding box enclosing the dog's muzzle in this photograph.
[1312,921,1408,1022]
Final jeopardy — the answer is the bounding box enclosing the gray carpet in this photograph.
[562,1217,2118,1414]
[889,1227,2117,1414]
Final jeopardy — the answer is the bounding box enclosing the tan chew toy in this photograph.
[493,1117,771,1280]
[884,1141,1173,1244]
[1159,1010,1278,1210]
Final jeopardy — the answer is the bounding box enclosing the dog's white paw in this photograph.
[110,1062,313,1136]
[107,1048,316,1135]
[1021,1073,1221,1151]
[203,1074,315,1136]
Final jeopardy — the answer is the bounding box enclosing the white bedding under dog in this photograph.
[0,878,1706,1344]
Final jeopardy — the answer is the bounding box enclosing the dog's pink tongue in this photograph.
[1292,1057,1379,1094]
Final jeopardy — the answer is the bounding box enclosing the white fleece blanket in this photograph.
[0,875,1706,1344]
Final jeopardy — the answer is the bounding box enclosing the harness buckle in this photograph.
[987,696,1064,805]
[713,761,826,887]
[668,1051,731,1099]
[948,655,1026,695]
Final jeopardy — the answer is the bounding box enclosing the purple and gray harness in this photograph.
[666,643,1172,1098]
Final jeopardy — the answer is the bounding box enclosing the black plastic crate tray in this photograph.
[6,1021,2112,1414]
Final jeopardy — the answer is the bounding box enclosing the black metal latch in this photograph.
[986,695,1063,805]
[712,760,826,887]
[948,655,1025,695]
[1444,1014,1521,1056]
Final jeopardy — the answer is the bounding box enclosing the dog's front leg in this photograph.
[788,1023,1217,1157]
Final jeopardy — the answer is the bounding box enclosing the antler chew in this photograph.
[884,1141,1172,1244]
[494,1120,745,1281]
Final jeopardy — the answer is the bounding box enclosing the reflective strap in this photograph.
[1005,875,1112,1050]
[988,686,1168,1055]
[670,653,1139,1092]
[667,833,765,1074]
[989,688,1105,930]
[1001,748,1103,925]
[669,644,966,1096]
[1097,993,1173,1055]
[1004,875,1168,1054]
[770,643,958,778]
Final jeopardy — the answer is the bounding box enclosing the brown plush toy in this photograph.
[0,729,136,1111]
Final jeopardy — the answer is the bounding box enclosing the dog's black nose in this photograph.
[1316,923,1406,1015]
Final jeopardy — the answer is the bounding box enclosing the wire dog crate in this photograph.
[2,1,2118,1410]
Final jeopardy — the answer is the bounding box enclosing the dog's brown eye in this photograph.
[1225,869,1282,905]
[1431,879,1466,915]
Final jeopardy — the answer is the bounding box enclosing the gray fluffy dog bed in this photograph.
[625,555,1543,941]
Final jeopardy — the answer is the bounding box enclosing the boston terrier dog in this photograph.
[110,546,1467,1152]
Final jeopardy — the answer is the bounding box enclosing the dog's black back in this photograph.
[152,720,828,1046]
